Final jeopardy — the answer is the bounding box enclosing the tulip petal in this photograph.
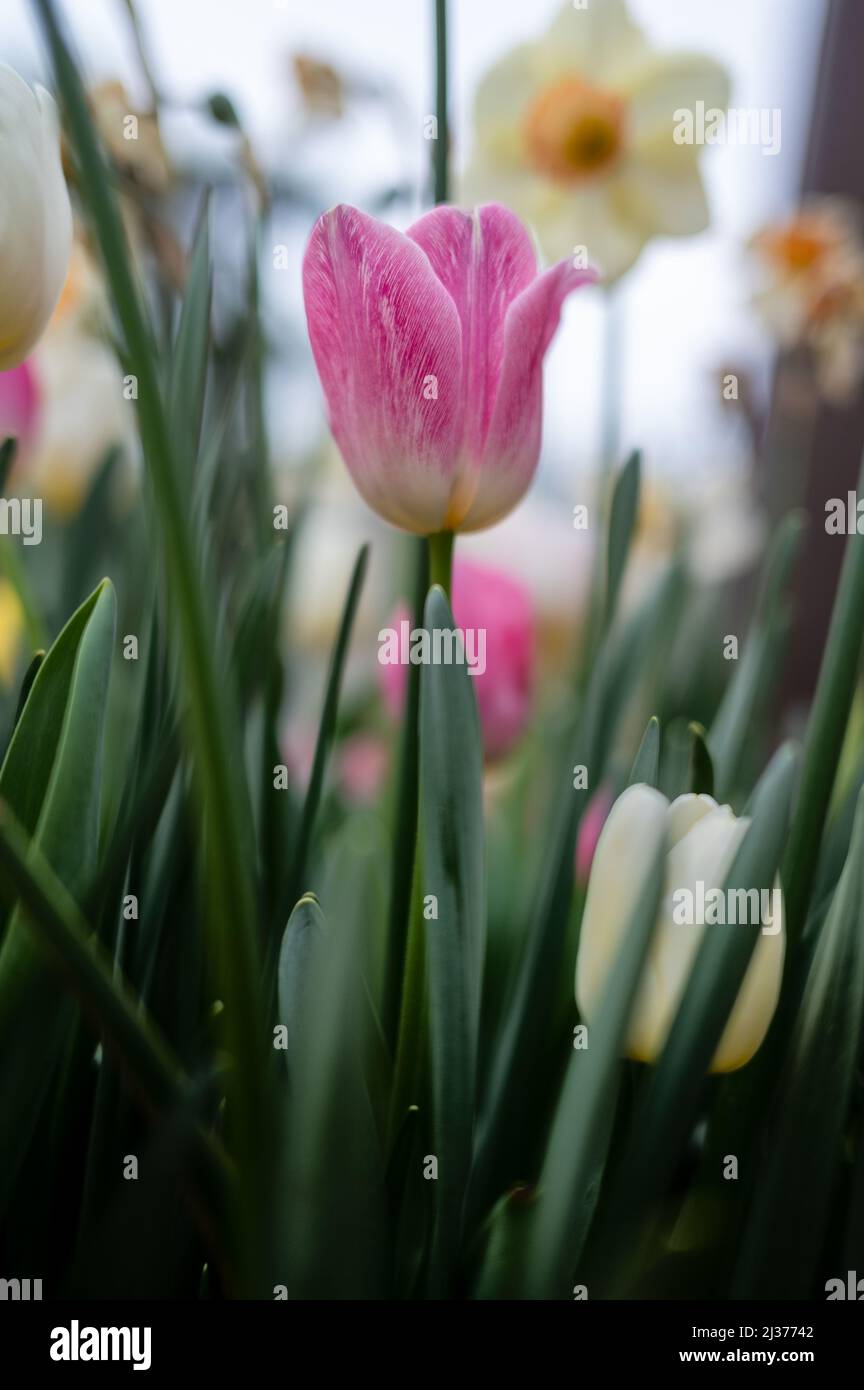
[0,67,71,370]
[645,806,748,1057]
[665,792,719,849]
[576,782,669,1026]
[714,881,784,1071]
[459,256,596,531]
[407,203,538,466]
[302,204,463,533]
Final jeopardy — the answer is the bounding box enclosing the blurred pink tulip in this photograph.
[0,359,40,464]
[575,785,615,888]
[381,557,534,760]
[338,735,390,805]
[303,202,595,534]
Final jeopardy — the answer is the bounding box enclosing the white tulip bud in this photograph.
[0,65,72,371]
[575,785,784,1072]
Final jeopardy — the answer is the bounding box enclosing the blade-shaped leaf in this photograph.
[688,721,714,797]
[605,449,641,628]
[0,581,115,1209]
[733,787,864,1297]
[709,511,804,801]
[628,715,660,787]
[170,197,212,478]
[419,583,486,1295]
[523,827,666,1299]
[278,543,368,933]
[589,741,799,1293]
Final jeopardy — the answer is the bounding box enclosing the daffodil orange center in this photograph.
[759,225,834,274]
[523,76,625,183]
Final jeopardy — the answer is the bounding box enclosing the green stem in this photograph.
[383,538,428,1051]
[387,857,428,1147]
[783,445,864,944]
[386,0,451,1129]
[428,530,454,599]
[433,0,449,204]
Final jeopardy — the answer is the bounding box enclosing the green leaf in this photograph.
[170,197,212,477]
[278,543,368,932]
[784,451,864,945]
[605,449,641,628]
[468,564,684,1230]
[11,650,44,733]
[0,798,230,1232]
[709,511,804,801]
[0,437,17,493]
[277,892,326,1058]
[281,892,389,1297]
[0,582,115,1206]
[387,1104,433,1298]
[474,1185,537,1300]
[34,0,268,1290]
[419,584,486,1294]
[628,715,660,787]
[524,827,666,1298]
[733,787,864,1297]
[382,536,428,1052]
[688,721,714,797]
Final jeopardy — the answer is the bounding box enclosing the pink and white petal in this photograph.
[407,204,537,460]
[458,258,596,531]
[0,359,40,463]
[302,204,463,533]
[610,154,710,237]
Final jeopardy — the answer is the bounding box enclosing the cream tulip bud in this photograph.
[0,65,72,371]
[575,785,784,1073]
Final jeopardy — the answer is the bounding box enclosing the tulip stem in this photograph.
[433,0,449,204]
[427,530,454,600]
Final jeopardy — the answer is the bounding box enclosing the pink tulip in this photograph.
[0,359,40,465]
[302,202,595,534]
[381,556,534,760]
[575,785,615,888]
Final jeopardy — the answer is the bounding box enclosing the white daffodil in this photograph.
[0,64,72,370]
[576,785,784,1072]
[462,0,728,282]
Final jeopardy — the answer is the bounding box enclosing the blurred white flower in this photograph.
[23,237,138,518]
[0,64,72,370]
[462,0,728,282]
[749,197,864,406]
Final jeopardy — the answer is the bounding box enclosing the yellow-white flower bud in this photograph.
[0,64,72,371]
[576,785,784,1072]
